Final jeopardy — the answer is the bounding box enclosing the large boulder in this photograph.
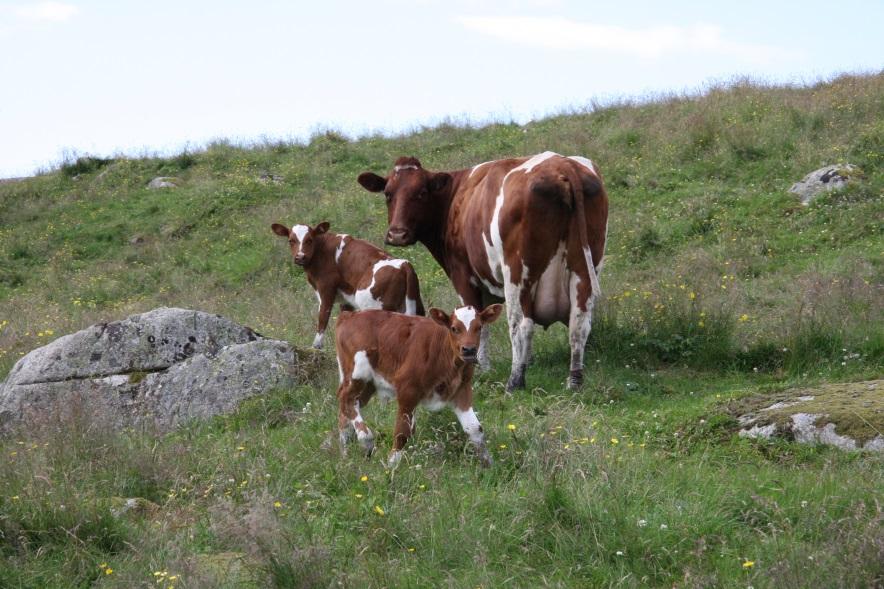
[733,380,883,452]
[788,164,859,205]
[0,308,308,432]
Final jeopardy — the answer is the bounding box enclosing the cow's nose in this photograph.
[461,346,478,360]
[385,228,410,246]
[294,254,306,265]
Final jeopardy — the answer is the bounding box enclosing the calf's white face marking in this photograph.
[454,306,477,331]
[291,224,310,254]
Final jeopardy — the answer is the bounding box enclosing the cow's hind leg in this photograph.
[567,272,595,389]
[338,378,376,456]
[505,281,535,392]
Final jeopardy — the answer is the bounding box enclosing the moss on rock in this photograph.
[729,380,883,448]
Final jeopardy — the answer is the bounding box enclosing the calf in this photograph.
[271,221,425,349]
[335,304,503,467]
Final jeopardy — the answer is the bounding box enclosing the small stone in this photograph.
[788,164,859,205]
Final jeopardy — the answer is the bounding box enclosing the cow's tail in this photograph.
[405,263,426,316]
[568,168,602,302]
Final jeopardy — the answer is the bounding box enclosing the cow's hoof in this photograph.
[506,365,527,392]
[567,370,584,390]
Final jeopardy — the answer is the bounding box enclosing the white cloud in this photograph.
[458,16,794,62]
[14,1,79,22]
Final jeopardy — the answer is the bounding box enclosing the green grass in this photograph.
[1,73,883,587]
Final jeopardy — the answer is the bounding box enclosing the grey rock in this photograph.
[258,172,284,185]
[148,176,178,189]
[0,308,303,432]
[789,164,858,205]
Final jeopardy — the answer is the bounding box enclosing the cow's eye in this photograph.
[451,326,460,334]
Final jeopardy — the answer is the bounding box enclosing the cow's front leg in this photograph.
[388,401,417,468]
[567,272,595,389]
[454,403,492,467]
[313,290,335,349]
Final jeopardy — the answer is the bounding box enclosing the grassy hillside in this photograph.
[1,73,882,588]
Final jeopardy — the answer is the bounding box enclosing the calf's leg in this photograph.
[388,401,416,468]
[454,404,492,467]
[338,379,375,456]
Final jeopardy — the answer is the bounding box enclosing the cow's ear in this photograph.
[429,308,451,328]
[480,303,504,325]
[428,172,451,194]
[358,172,386,193]
[314,221,330,235]
[271,223,290,237]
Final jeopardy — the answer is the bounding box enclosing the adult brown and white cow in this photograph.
[271,221,425,349]
[358,151,608,392]
[335,304,503,467]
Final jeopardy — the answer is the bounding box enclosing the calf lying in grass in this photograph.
[271,221,424,349]
[335,304,503,467]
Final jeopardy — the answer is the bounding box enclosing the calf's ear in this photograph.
[429,308,451,328]
[271,223,290,237]
[314,221,330,235]
[480,304,504,325]
[358,172,386,193]
[428,172,451,194]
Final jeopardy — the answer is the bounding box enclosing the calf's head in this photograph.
[429,304,503,364]
[357,157,452,246]
[270,221,330,266]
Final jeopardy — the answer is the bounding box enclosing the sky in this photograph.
[0,0,882,178]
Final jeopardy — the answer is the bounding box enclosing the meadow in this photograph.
[0,72,882,588]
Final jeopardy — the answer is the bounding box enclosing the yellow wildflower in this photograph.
[507,424,516,431]
[742,560,755,569]
[360,475,368,482]
[374,505,385,516]
[610,437,619,445]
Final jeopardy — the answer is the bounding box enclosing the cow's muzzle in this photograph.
[385,228,414,246]
[293,255,307,266]
[461,346,479,364]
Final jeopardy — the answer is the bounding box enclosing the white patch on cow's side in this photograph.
[454,306,477,331]
[351,350,396,399]
[514,151,559,174]
[567,155,596,175]
[352,259,408,310]
[421,394,448,412]
[454,406,484,444]
[312,332,324,349]
[469,159,495,178]
[335,234,349,263]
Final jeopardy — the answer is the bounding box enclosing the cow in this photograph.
[357,151,608,392]
[335,304,504,468]
[271,221,425,349]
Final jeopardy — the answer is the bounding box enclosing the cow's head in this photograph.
[429,304,503,364]
[357,157,452,246]
[270,221,330,266]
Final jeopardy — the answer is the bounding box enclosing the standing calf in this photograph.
[335,304,503,467]
[271,221,425,349]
